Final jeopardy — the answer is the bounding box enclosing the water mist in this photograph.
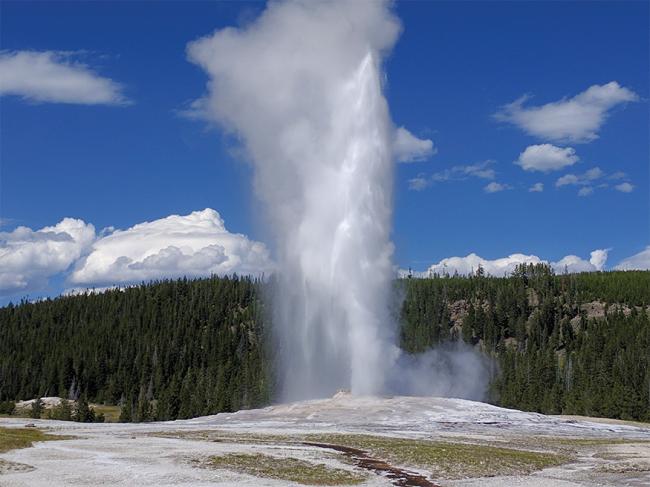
[188,0,489,401]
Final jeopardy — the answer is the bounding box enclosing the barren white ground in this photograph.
[1,393,649,486]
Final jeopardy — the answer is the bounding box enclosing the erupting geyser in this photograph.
[189,0,488,401]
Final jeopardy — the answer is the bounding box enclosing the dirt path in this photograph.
[304,441,439,487]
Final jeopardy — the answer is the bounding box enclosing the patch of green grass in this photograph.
[0,427,65,454]
[305,434,570,479]
[90,404,121,423]
[0,410,30,419]
[152,430,294,444]
[197,453,366,485]
[496,435,650,456]
[549,437,648,447]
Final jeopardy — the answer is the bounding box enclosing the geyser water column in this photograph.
[188,0,404,400]
[277,52,400,399]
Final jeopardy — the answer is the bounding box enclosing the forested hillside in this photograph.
[400,266,650,421]
[0,277,271,421]
[1,267,648,422]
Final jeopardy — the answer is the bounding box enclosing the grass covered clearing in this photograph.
[547,437,650,448]
[0,427,67,454]
[90,404,121,422]
[197,453,366,485]
[304,434,570,479]
[490,435,650,456]
[159,430,572,480]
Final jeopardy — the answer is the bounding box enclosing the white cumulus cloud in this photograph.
[587,249,609,271]
[69,209,273,287]
[495,81,638,143]
[421,249,608,277]
[615,246,650,270]
[529,182,544,192]
[0,50,129,105]
[0,218,96,296]
[515,144,579,172]
[393,126,436,163]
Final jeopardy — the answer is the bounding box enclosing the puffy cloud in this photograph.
[426,253,543,276]
[0,218,96,296]
[0,50,129,105]
[578,186,594,197]
[421,249,609,276]
[529,182,544,192]
[553,249,609,273]
[614,182,634,193]
[556,174,580,187]
[515,144,579,172]
[583,167,606,180]
[588,249,609,271]
[0,209,273,299]
[393,126,436,163]
[483,181,511,193]
[615,246,650,270]
[69,209,273,287]
[494,81,638,143]
[461,162,496,180]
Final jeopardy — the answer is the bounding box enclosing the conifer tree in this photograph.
[30,398,43,419]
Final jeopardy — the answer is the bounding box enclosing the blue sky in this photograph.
[1,0,648,302]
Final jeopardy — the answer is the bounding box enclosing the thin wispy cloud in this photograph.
[0,217,16,228]
[555,167,634,196]
[608,171,628,180]
[555,167,604,187]
[0,50,130,105]
[615,246,650,270]
[614,182,634,193]
[408,177,430,191]
[495,81,638,143]
[484,181,511,193]
[409,161,496,191]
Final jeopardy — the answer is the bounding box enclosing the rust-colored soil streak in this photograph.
[303,441,440,487]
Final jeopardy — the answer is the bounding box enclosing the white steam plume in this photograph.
[189,0,486,401]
